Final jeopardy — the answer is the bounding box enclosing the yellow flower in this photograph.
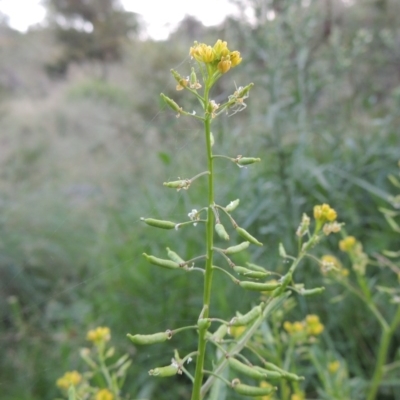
[305,314,324,336]
[328,360,340,374]
[339,236,356,252]
[283,321,293,333]
[217,56,231,73]
[313,204,337,223]
[95,388,114,400]
[291,393,305,400]
[213,39,229,58]
[56,371,82,390]
[87,326,111,344]
[292,321,304,333]
[230,51,242,67]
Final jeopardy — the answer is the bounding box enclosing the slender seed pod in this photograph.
[215,223,230,241]
[252,366,283,380]
[246,262,270,273]
[236,157,261,166]
[209,324,228,342]
[262,362,304,381]
[141,218,176,229]
[272,272,292,297]
[224,241,250,255]
[228,358,267,379]
[143,253,179,269]
[231,379,276,396]
[148,363,179,377]
[300,287,325,296]
[229,304,263,326]
[225,199,240,213]
[127,330,172,345]
[239,281,280,292]
[163,179,190,190]
[236,227,263,246]
[160,93,182,114]
[166,247,185,264]
[233,266,270,279]
[236,83,254,99]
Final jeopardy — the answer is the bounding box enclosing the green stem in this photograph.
[191,85,214,400]
[367,305,400,400]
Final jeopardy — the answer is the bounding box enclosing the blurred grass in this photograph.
[0,1,400,398]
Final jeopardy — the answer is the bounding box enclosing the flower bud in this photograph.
[239,281,280,292]
[229,304,262,326]
[215,223,230,241]
[236,227,263,246]
[127,330,172,345]
[224,241,250,254]
[166,247,185,264]
[197,318,211,330]
[141,218,176,229]
[225,199,240,213]
[217,56,231,73]
[236,157,261,166]
[143,253,179,269]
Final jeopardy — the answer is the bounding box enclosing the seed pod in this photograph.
[148,363,179,377]
[233,266,270,279]
[127,330,172,345]
[209,324,228,342]
[239,281,280,292]
[163,179,190,190]
[166,247,185,264]
[236,83,254,98]
[236,227,263,246]
[252,366,283,380]
[197,318,211,330]
[279,242,287,258]
[215,223,230,241]
[160,93,182,114]
[143,253,179,269]
[229,304,263,326]
[236,157,261,166]
[228,358,267,379]
[231,379,276,396]
[224,241,250,255]
[300,287,325,296]
[246,262,270,273]
[262,362,303,381]
[225,199,240,213]
[141,218,176,229]
[272,272,293,297]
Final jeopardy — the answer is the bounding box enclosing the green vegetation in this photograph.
[0,1,399,399]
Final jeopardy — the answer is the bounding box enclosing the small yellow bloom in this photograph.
[328,360,340,374]
[292,321,304,333]
[87,326,111,344]
[230,51,242,67]
[313,204,337,223]
[217,56,231,73]
[56,371,82,390]
[283,321,293,333]
[213,39,229,58]
[95,388,114,400]
[230,325,246,338]
[305,314,324,336]
[339,236,357,252]
[291,393,305,400]
[321,255,342,270]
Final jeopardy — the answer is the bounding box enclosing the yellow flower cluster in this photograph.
[313,204,337,223]
[189,40,242,74]
[96,388,114,400]
[339,236,356,252]
[86,326,111,344]
[320,255,349,277]
[56,370,82,390]
[328,360,340,374]
[339,236,368,275]
[283,315,324,337]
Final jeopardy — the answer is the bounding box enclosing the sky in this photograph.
[0,0,239,40]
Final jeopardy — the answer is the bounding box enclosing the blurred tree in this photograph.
[44,0,140,76]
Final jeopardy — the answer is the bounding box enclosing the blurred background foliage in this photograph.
[0,0,399,399]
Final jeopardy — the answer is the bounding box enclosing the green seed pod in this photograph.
[224,241,250,255]
[148,363,179,377]
[272,272,293,297]
[209,324,228,342]
[236,83,254,98]
[228,358,267,379]
[166,247,185,264]
[215,223,230,241]
[225,199,240,213]
[160,93,182,114]
[236,227,263,246]
[279,242,287,258]
[197,318,211,330]
[163,179,190,190]
[300,287,325,296]
[190,67,197,86]
[230,304,263,326]
[232,379,275,396]
[239,281,280,292]
[143,253,179,269]
[141,218,176,229]
[252,366,283,380]
[261,362,303,381]
[246,262,270,273]
[127,330,172,345]
[233,266,270,279]
[170,69,184,83]
[236,157,261,166]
